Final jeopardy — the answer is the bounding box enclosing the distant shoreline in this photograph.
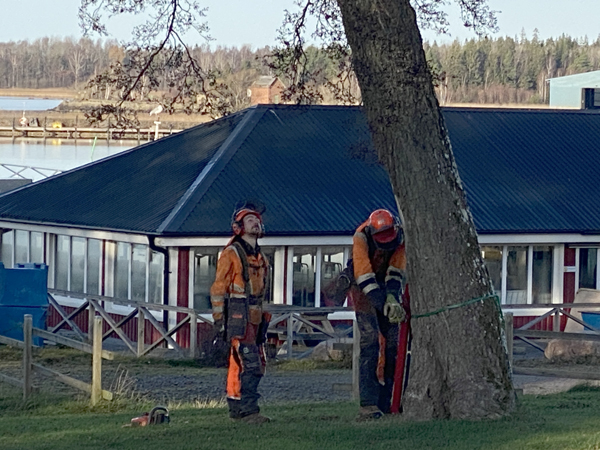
[0,88,76,100]
[0,88,211,129]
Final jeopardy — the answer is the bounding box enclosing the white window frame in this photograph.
[492,244,560,305]
[1,229,15,267]
[86,238,103,296]
[55,234,72,290]
[114,242,152,302]
[4,230,45,267]
[574,246,600,292]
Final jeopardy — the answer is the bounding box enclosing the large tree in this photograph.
[335,0,514,419]
[80,0,515,420]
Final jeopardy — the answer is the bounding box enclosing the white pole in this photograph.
[154,121,161,140]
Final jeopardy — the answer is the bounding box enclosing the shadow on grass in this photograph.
[2,386,600,450]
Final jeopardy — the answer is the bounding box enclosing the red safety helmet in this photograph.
[231,199,266,237]
[367,209,400,244]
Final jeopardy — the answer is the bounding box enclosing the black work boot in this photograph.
[355,405,384,422]
[233,413,271,424]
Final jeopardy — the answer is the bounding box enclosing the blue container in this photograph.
[0,263,48,346]
[581,312,600,330]
[0,305,47,346]
[1,263,48,307]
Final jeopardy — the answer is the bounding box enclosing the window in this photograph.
[131,244,147,302]
[87,239,101,295]
[114,241,161,303]
[15,230,29,264]
[506,246,528,304]
[487,244,556,305]
[1,230,45,268]
[115,242,131,299]
[30,232,43,263]
[292,247,317,307]
[579,248,597,289]
[532,246,553,304]
[193,248,219,310]
[320,247,347,307]
[1,230,14,268]
[55,235,70,291]
[148,250,164,304]
[582,88,600,109]
[262,248,275,304]
[481,246,502,296]
[70,237,86,293]
[54,235,103,295]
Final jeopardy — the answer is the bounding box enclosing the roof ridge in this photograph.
[156,107,267,233]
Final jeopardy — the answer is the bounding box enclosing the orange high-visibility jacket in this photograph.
[210,238,269,325]
[353,221,406,302]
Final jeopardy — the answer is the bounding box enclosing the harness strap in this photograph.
[231,241,268,303]
[231,241,252,298]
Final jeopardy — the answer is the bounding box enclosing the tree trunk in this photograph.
[337,0,515,420]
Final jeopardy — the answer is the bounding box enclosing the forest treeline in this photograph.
[2,33,600,109]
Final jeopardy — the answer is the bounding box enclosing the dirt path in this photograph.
[2,343,599,406]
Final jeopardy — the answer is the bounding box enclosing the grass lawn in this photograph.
[2,384,600,450]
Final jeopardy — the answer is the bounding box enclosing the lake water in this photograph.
[0,96,140,181]
[0,96,64,111]
[0,138,136,181]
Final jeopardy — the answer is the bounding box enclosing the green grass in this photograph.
[2,384,600,450]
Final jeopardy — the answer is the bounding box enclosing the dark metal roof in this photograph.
[1,105,600,236]
[443,107,600,234]
[0,110,248,234]
[175,106,395,236]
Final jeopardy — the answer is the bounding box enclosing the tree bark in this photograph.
[337,0,515,419]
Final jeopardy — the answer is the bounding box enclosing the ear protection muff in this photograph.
[232,221,243,235]
[231,200,266,237]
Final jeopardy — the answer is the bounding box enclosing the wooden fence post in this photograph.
[137,307,145,357]
[91,316,102,406]
[287,313,294,359]
[553,308,561,332]
[352,317,360,400]
[88,302,96,342]
[505,312,513,374]
[189,310,197,359]
[23,314,33,402]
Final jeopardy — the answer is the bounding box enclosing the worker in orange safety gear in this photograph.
[350,209,408,421]
[210,200,272,424]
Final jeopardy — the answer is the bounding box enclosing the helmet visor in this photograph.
[372,227,397,243]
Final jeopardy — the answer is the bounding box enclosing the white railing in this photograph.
[0,163,62,180]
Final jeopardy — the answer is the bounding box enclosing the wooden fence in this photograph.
[11,301,600,404]
[0,315,113,405]
[48,289,207,358]
[48,290,357,359]
[506,302,600,380]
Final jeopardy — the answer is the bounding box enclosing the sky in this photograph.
[0,0,599,48]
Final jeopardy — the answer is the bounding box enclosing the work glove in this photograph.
[383,294,406,324]
[256,313,271,345]
[209,320,229,368]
